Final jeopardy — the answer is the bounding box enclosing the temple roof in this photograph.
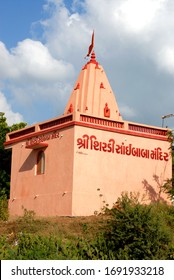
[64,50,122,121]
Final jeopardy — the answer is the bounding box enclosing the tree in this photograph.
[162,131,174,201]
[0,113,27,197]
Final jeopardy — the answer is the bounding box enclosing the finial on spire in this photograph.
[90,51,96,62]
[84,30,94,59]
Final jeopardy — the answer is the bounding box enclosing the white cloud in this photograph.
[14,39,74,81]
[0,42,17,79]
[1,0,174,126]
[0,38,75,121]
[39,0,174,67]
[0,91,23,125]
[157,46,174,74]
[41,1,89,61]
[114,0,166,33]
[120,104,136,119]
[0,39,74,82]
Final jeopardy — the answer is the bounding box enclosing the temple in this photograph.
[4,40,172,217]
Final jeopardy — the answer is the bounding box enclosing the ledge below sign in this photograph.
[26,143,48,149]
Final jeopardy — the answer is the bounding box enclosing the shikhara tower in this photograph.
[4,37,172,216]
[64,51,122,121]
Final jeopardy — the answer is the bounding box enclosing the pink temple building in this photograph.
[4,46,172,217]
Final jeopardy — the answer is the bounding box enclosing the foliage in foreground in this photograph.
[99,193,174,259]
[0,191,9,221]
[0,112,27,197]
[0,192,174,260]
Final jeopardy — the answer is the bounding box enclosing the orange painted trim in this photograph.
[4,121,75,147]
[4,120,168,148]
[73,121,168,141]
[26,143,48,149]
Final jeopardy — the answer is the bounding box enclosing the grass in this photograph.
[0,214,108,242]
[1,194,174,260]
[0,214,110,260]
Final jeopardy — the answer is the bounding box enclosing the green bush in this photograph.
[15,233,63,259]
[0,192,174,260]
[95,192,174,259]
[0,192,9,221]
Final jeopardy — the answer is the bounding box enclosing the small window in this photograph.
[37,151,45,175]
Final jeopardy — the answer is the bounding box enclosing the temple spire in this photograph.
[85,30,94,58]
[64,37,122,121]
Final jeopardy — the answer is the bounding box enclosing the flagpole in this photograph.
[84,30,94,59]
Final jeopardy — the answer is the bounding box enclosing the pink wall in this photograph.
[8,127,75,216]
[7,119,171,217]
[72,125,171,215]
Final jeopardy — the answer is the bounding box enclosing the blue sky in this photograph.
[0,0,45,48]
[1,0,174,129]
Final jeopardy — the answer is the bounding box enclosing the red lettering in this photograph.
[141,149,149,158]
[94,140,100,151]
[102,142,107,152]
[75,134,169,162]
[125,144,132,155]
[156,147,163,160]
[115,144,121,154]
[90,135,97,150]
[163,152,169,161]
[26,132,59,148]
[108,139,115,153]
[77,134,89,149]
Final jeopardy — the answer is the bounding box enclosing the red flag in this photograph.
[85,31,94,58]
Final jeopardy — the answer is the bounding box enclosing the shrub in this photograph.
[0,192,174,260]
[0,192,9,221]
[94,192,174,259]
